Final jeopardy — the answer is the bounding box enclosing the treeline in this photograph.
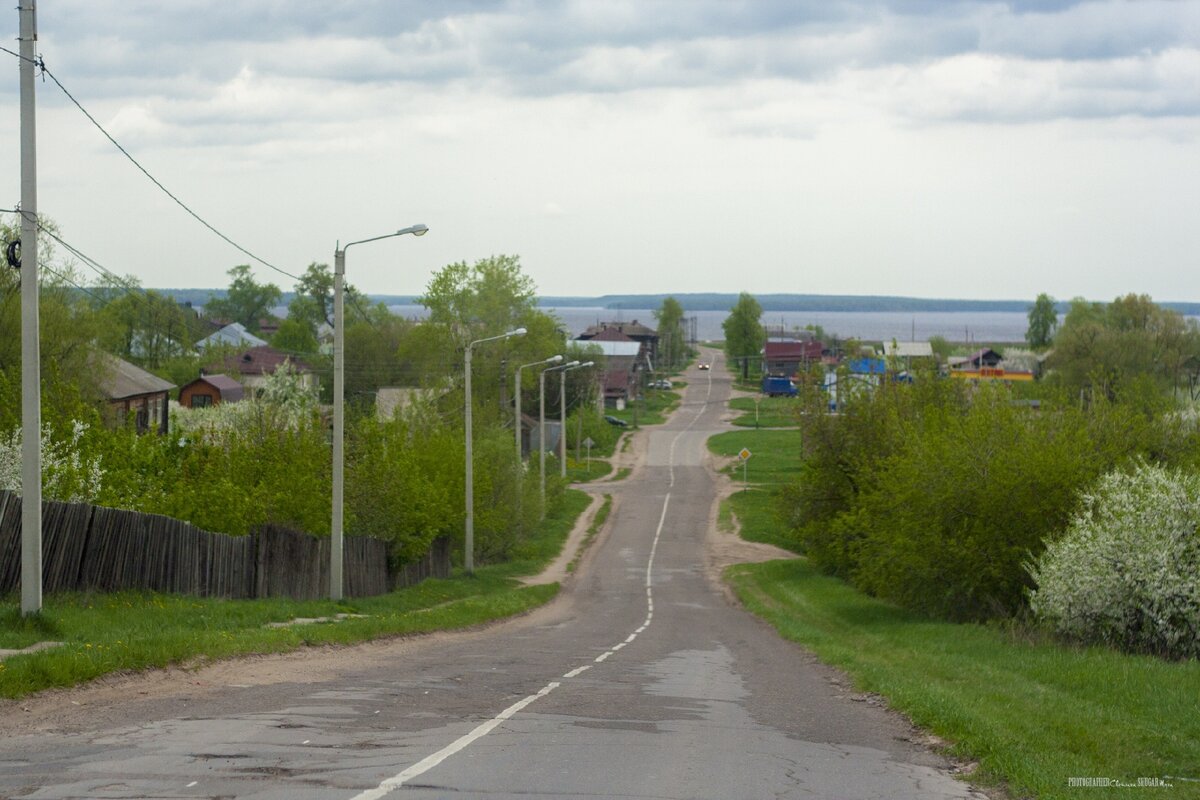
[781,293,1200,659]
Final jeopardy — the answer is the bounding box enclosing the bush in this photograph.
[784,377,1175,621]
[1028,463,1200,658]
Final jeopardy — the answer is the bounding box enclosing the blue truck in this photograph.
[761,375,798,397]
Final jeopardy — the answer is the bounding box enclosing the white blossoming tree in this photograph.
[0,421,104,503]
[1028,462,1200,659]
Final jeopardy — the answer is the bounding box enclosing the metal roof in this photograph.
[97,353,176,400]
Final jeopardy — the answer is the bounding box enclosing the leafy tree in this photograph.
[286,262,370,335]
[204,265,281,333]
[95,280,193,369]
[271,318,319,355]
[420,254,538,345]
[1047,293,1200,401]
[722,292,765,379]
[1026,292,1058,350]
[654,296,687,370]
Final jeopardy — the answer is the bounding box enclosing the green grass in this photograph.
[720,490,801,553]
[729,559,1200,800]
[569,494,612,573]
[607,389,681,427]
[565,457,614,482]
[611,467,632,481]
[707,429,804,487]
[0,490,592,699]
[729,396,802,428]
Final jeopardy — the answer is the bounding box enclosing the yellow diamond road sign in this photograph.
[739,448,752,461]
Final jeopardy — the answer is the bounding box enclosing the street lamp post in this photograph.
[515,355,563,463]
[540,360,578,510]
[331,223,427,601]
[560,361,594,477]
[465,327,527,574]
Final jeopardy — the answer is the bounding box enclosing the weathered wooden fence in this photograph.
[0,490,450,601]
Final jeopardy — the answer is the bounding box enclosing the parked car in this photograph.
[697,363,710,370]
[604,415,629,427]
[651,379,672,389]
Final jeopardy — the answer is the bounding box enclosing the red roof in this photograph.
[214,346,312,377]
[764,341,824,360]
[590,327,636,342]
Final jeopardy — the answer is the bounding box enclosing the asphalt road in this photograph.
[0,350,986,800]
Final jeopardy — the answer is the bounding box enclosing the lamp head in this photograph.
[508,327,527,337]
[548,355,564,364]
[398,224,429,237]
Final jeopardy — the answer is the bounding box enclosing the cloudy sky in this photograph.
[2,1,1199,302]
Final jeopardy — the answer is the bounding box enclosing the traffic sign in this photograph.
[739,448,752,461]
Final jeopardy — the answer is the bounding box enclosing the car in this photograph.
[604,415,629,427]
[651,379,672,390]
[697,362,710,370]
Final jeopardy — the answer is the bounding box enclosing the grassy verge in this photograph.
[607,389,681,427]
[568,494,612,573]
[707,429,804,487]
[719,490,800,553]
[565,457,613,482]
[728,396,802,428]
[0,490,592,700]
[728,559,1200,800]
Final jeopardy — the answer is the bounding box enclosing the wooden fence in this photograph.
[0,490,450,601]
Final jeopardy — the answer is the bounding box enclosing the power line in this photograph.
[0,46,300,283]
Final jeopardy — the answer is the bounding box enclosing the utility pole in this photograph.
[19,0,42,616]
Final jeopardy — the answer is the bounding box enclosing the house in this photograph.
[578,320,659,366]
[949,348,1003,370]
[762,340,825,376]
[178,374,244,408]
[196,322,267,351]
[210,346,317,393]
[578,331,645,408]
[96,353,176,434]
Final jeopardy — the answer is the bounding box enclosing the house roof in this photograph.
[881,341,935,359]
[764,340,824,360]
[580,320,658,339]
[197,322,267,350]
[589,327,636,342]
[215,346,313,377]
[96,353,176,400]
[180,374,244,402]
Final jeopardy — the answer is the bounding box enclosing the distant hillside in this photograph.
[154,289,1200,317]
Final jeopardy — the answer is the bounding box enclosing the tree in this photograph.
[204,265,281,333]
[287,262,369,335]
[654,296,687,370]
[271,318,319,355]
[95,279,193,369]
[722,292,765,380]
[1026,293,1058,350]
[420,254,538,346]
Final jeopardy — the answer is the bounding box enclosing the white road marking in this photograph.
[186,782,197,788]
[348,682,561,800]
[563,665,591,678]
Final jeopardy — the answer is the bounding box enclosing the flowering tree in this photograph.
[0,421,104,502]
[1028,462,1200,659]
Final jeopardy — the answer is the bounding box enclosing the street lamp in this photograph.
[540,360,579,510]
[331,223,428,601]
[560,361,594,477]
[516,355,563,462]
[465,327,527,574]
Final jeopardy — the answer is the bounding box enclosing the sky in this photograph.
[2,1,1199,302]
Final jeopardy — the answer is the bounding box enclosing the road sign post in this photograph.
[583,436,595,472]
[738,448,752,493]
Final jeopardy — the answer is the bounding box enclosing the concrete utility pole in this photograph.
[560,361,593,478]
[539,361,577,510]
[330,224,427,601]
[464,328,526,574]
[19,0,42,616]
[515,355,562,463]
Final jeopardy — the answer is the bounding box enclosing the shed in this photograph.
[178,374,244,408]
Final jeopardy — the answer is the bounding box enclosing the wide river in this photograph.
[388,305,1037,344]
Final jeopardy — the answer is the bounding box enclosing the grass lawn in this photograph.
[606,388,681,427]
[729,558,1200,800]
[0,490,591,699]
[707,428,804,487]
[728,396,803,427]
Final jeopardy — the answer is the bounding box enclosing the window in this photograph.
[190,393,213,408]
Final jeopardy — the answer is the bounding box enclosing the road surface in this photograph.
[0,349,986,799]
